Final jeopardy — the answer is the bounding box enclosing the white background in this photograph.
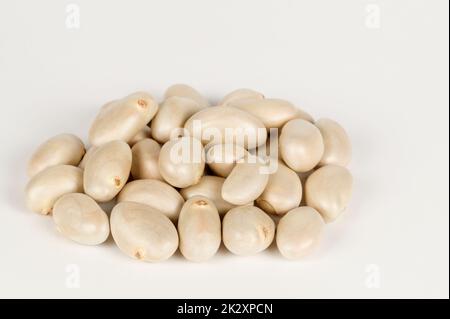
[0,0,448,299]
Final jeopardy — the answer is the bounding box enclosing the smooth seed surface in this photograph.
[164,84,209,108]
[78,146,97,169]
[220,88,264,105]
[222,205,275,256]
[205,143,248,177]
[111,201,178,262]
[276,206,324,259]
[53,193,109,245]
[25,165,83,215]
[28,134,85,177]
[117,179,184,221]
[305,165,353,223]
[178,196,221,262]
[130,138,162,180]
[128,126,152,146]
[315,118,352,167]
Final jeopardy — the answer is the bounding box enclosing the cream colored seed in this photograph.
[128,126,152,147]
[280,118,324,172]
[130,138,163,180]
[83,140,132,202]
[276,206,324,259]
[25,165,83,215]
[78,146,97,169]
[228,98,313,129]
[89,92,158,146]
[53,193,109,245]
[164,84,209,108]
[220,88,264,106]
[158,136,205,188]
[180,175,236,216]
[151,96,204,144]
[110,201,178,262]
[28,133,85,177]
[305,165,353,223]
[315,118,352,167]
[205,143,248,178]
[178,196,221,262]
[256,162,302,215]
[117,179,184,222]
[222,205,275,256]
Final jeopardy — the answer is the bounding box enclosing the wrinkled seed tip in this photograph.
[134,249,145,260]
[114,177,122,187]
[195,200,208,206]
[137,99,148,108]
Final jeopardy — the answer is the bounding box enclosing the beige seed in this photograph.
[128,126,152,146]
[178,196,221,262]
[83,140,132,202]
[220,88,264,105]
[78,146,97,169]
[158,136,205,188]
[25,165,83,215]
[180,176,236,216]
[222,205,275,256]
[205,143,248,178]
[305,165,353,223]
[117,179,184,221]
[228,98,313,128]
[256,162,302,215]
[28,134,85,177]
[184,106,267,149]
[164,84,209,108]
[89,92,158,146]
[280,118,324,172]
[130,138,162,180]
[111,201,178,262]
[315,118,352,167]
[53,193,109,245]
[151,96,204,143]
[276,206,324,259]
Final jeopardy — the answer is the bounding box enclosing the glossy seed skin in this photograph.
[180,176,235,216]
[25,165,83,215]
[78,146,97,169]
[89,92,158,146]
[256,162,302,215]
[184,106,267,149]
[151,96,204,143]
[205,143,248,177]
[158,136,205,188]
[53,193,109,245]
[28,134,85,177]
[315,118,351,167]
[117,179,184,221]
[280,119,324,172]
[130,138,162,180]
[228,98,313,128]
[305,165,353,223]
[111,201,178,262]
[84,141,132,202]
[164,84,209,107]
[221,157,269,205]
[178,196,221,262]
[222,205,275,256]
[220,88,264,105]
[128,126,152,146]
[276,206,324,259]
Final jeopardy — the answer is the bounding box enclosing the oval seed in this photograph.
[151,96,204,143]
[220,88,264,105]
[184,106,267,149]
[164,83,209,107]
[276,206,324,259]
[53,193,109,245]
[178,196,221,262]
[128,126,151,146]
[222,205,275,256]
[117,179,184,221]
[78,146,97,169]
[158,136,205,188]
[228,98,313,128]
[84,140,132,202]
[305,165,353,223]
[111,201,178,262]
[315,118,351,167]
[89,92,158,146]
[130,138,162,180]
[25,165,83,215]
[279,118,324,172]
[180,175,235,216]
[256,162,302,215]
[205,143,248,177]
[221,156,269,205]
[28,134,85,177]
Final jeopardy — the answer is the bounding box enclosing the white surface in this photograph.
[0,0,448,299]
